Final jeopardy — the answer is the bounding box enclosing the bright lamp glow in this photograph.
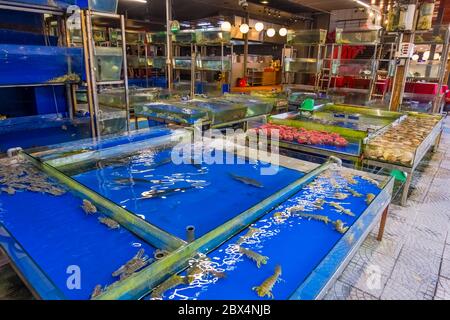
[412,54,419,61]
[423,51,430,60]
[434,53,441,60]
[279,27,288,36]
[266,28,276,37]
[255,22,264,32]
[240,23,250,34]
[221,21,232,32]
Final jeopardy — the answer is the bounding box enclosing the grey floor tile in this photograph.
[323,280,378,300]
[361,234,403,259]
[439,259,450,279]
[435,277,450,300]
[381,278,434,300]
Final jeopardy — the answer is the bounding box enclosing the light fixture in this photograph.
[259,0,270,4]
[240,23,250,34]
[423,50,430,60]
[255,22,264,32]
[412,54,419,61]
[434,53,441,60]
[128,0,147,3]
[279,27,288,37]
[221,21,232,32]
[267,28,276,37]
[353,0,371,9]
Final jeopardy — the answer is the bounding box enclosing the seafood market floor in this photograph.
[1,119,450,300]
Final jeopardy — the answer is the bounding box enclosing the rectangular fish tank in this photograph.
[407,61,441,79]
[185,99,248,125]
[221,94,274,117]
[331,59,375,77]
[287,29,327,45]
[98,87,161,109]
[75,0,119,13]
[266,104,404,158]
[414,25,450,44]
[93,47,123,82]
[284,58,322,74]
[249,91,289,110]
[17,127,394,300]
[149,56,167,69]
[364,113,444,167]
[134,102,210,125]
[0,44,83,86]
[173,56,193,70]
[197,56,231,71]
[147,32,169,45]
[173,31,196,45]
[336,29,381,44]
[195,29,231,45]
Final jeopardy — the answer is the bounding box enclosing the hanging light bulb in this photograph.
[255,22,265,32]
[434,53,441,60]
[221,21,232,32]
[240,23,250,34]
[267,28,276,37]
[412,54,420,61]
[423,50,430,60]
[279,27,288,37]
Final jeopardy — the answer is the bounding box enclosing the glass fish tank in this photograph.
[134,102,209,125]
[414,25,449,44]
[197,56,231,71]
[332,59,375,77]
[185,99,248,125]
[407,61,441,79]
[336,29,380,44]
[149,57,167,69]
[75,0,119,13]
[287,29,327,45]
[0,44,83,86]
[195,29,231,45]
[93,47,123,82]
[249,91,289,110]
[173,56,193,70]
[284,58,322,74]
[173,31,196,44]
[266,105,404,158]
[98,87,161,109]
[364,113,444,167]
[2,127,394,300]
[221,94,274,117]
[147,32,169,45]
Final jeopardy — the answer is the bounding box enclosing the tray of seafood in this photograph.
[364,113,444,168]
[143,168,392,300]
[185,99,248,125]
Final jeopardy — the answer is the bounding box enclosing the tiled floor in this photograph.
[324,118,450,300]
[1,119,450,300]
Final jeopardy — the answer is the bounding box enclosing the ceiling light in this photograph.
[279,28,288,37]
[412,54,419,61]
[240,23,250,34]
[255,22,264,32]
[221,21,232,32]
[128,0,147,3]
[266,28,275,37]
[259,0,270,4]
[353,0,371,9]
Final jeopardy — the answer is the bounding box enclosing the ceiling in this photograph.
[118,0,370,24]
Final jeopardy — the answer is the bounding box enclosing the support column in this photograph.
[166,0,173,91]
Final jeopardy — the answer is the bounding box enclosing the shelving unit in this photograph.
[401,25,450,113]
[326,28,382,106]
[282,29,328,92]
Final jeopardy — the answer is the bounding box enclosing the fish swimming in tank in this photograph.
[229,173,264,188]
[252,265,282,299]
[81,199,97,215]
[140,185,198,199]
[113,177,153,185]
[236,227,262,245]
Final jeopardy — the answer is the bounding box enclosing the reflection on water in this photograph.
[146,168,382,300]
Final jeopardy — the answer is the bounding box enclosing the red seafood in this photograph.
[250,124,348,147]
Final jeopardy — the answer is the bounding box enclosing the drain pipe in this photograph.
[186,225,196,243]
